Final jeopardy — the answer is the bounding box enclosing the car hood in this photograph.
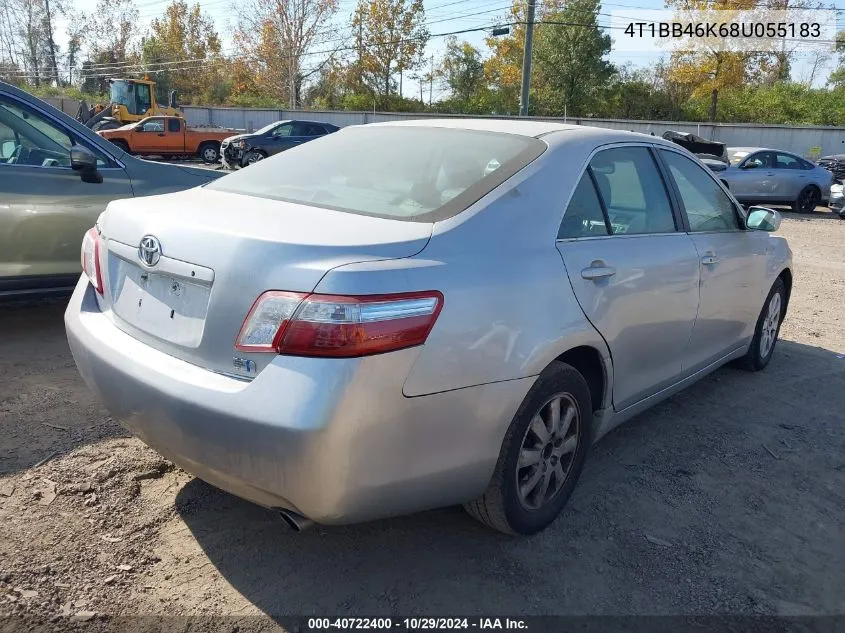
[223,133,257,143]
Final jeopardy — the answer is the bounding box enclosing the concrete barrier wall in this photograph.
[43,96,82,117]
[181,106,845,158]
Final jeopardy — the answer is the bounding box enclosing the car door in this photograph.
[132,118,166,152]
[728,151,777,202]
[556,144,701,410]
[263,121,296,156]
[163,117,184,153]
[773,151,808,201]
[0,91,133,286]
[657,148,767,372]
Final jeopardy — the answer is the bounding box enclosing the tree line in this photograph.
[2,0,845,124]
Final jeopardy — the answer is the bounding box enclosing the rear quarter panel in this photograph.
[313,134,613,401]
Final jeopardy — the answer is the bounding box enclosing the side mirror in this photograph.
[741,162,758,170]
[70,145,103,184]
[746,206,781,232]
[0,140,14,159]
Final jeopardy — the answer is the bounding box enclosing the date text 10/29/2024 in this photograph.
[306,618,528,631]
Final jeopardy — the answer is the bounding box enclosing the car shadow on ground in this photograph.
[174,339,845,618]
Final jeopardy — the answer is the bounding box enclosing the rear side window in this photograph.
[167,118,181,133]
[298,123,327,136]
[207,126,546,222]
[589,147,676,234]
[558,173,608,238]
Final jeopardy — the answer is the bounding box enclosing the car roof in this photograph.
[729,146,787,154]
[363,118,682,146]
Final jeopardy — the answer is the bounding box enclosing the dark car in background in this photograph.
[817,154,845,217]
[0,81,223,298]
[221,119,340,168]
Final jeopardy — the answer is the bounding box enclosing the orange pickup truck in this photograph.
[97,116,236,164]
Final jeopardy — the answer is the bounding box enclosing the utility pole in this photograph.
[428,55,434,106]
[519,0,536,116]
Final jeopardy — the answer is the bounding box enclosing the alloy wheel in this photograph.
[759,292,782,359]
[516,393,580,511]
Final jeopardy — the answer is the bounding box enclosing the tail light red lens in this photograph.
[80,227,103,294]
[235,291,444,357]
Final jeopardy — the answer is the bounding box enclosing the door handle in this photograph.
[157,133,165,137]
[765,171,775,176]
[292,140,303,144]
[581,263,616,280]
[701,253,719,265]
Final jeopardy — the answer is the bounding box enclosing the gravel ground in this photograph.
[1,210,843,629]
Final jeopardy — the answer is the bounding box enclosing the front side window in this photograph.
[588,146,676,235]
[139,119,164,133]
[660,149,740,232]
[271,123,294,137]
[743,151,774,169]
[207,126,545,222]
[0,95,72,167]
[558,173,608,239]
[135,84,152,114]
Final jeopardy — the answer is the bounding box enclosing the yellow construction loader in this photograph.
[77,77,183,131]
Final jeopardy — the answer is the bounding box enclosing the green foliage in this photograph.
[532,0,614,116]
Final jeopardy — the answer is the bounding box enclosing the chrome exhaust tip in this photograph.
[277,509,314,532]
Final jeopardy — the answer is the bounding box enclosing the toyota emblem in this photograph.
[138,235,162,267]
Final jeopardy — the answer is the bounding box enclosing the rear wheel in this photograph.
[736,278,786,371]
[464,361,592,535]
[793,186,819,214]
[199,142,220,164]
[242,150,265,166]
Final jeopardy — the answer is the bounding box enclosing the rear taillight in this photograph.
[80,227,103,294]
[235,291,443,357]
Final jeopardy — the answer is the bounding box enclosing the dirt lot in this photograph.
[1,211,843,628]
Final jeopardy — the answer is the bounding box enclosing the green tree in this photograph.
[352,0,428,99]
[532,0,614,116]
[141,0,223,104]
[440,36,484,104]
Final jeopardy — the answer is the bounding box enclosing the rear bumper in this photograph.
[65,278,530,524]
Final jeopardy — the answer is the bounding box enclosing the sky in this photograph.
[54,0,841,105]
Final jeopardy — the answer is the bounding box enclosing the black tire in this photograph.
[198,142,220,164]
[464,361,592,535]
[109,140,130,153]
[793,186,820,214]
[242,150,265,167]
[736,278,787,372]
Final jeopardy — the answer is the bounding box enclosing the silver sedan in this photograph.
[719,147,833,213]
[65,121,792,535]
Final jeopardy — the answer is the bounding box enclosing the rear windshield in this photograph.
[206,126,546,222]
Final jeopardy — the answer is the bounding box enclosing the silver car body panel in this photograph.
[66,121,793,525]
[722,146,832,203]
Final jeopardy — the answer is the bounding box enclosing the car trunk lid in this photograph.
[98,187,433,377]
